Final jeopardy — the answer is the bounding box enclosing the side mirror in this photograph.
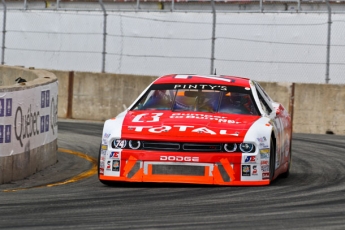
[276,108,281,115]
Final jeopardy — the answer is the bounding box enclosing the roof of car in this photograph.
[153,74,252,87]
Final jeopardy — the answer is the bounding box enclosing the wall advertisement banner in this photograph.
[0,82,58,157]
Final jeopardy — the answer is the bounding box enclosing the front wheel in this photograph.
[280,149,292,178]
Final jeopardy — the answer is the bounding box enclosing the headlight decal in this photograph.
[129,140,141,149]
[239,143,254,153]
[224,143,237,152]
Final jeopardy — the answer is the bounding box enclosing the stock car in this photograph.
[98,74,292,186]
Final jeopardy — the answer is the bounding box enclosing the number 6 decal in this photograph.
[132,113,163,122]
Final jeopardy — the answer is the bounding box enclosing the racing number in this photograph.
[132,113,163,122]
[114,139,127,149]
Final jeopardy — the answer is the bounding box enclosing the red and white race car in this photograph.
[98,74,292,186]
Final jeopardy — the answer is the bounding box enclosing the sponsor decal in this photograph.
[45,90,50,107]
[173,84,228,91]
[45,115,49,132]
[261,160,269,165]
[40,116,45,133]
[260,149,270,159]
[259,143,269,148]
[160,156,199,162]
[102,138,108,145]
[6,98,12,117]
[51,97,58,133]
[132,113,241,124]
[0,99,4,117]
[13,104,40,147]
[261,165,270,173]
[41,91,46,108]
[112,160,120,172]
[0,125,3,143]
[242,165,251,176]
[11,93,57,148]
[260,148,269,154]
[5,125,11,143]
[41,90,50,108]
[170,113,240,124]
[101,149,107,155]
[0,85,58,154]
[109,152,119,158]
[257,136,267,143]
[244,156,256,163]
[101,145,108,150]
[262,172,270,179]
[49,96,58,135]
[252,165,258,175]
[99,169,104,174]
[128,125,239,136]
[106,161,111,170]
[100,161,105,169]
[101,156,105,161]
[103,133,111,138]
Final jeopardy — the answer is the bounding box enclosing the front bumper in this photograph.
[99,150,271,186]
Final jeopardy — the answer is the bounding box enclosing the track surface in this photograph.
[1,120,345,230]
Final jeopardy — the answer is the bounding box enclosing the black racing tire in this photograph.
[97,144,102,176]
[280,146,292,179]
[269,138,276,182]
[99,179,115,186]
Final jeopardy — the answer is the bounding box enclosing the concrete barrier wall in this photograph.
[293,83,345,135]
[50,70,157,121]
[51,70,345,135]
[0,66,58,184]
[0,66,39,86]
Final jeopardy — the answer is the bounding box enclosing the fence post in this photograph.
[136,0,140,10]
[325,0,332,84]
[1,0,6,65]
[171,0,175,11]
[210,0,216,75]
[99,0,107,73]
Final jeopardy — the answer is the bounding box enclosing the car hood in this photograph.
[120,111,261,142]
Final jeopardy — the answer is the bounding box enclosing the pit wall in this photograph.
[52,70,345,135]
[0,66,58,184]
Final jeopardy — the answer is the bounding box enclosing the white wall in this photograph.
[2,10,345,83]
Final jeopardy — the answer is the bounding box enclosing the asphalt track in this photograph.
[1,120,345,230]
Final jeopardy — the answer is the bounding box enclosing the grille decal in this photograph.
[141,141,222,152]
[152,165,205,176]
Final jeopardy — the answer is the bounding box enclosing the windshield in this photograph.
[132,84,259,115]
